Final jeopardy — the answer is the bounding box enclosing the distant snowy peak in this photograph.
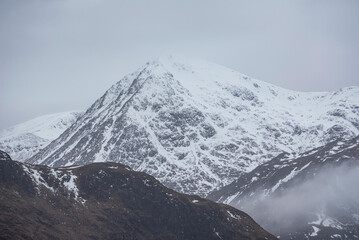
[0,111,83,162]
[0,111,83,140]
[28,56,359,196]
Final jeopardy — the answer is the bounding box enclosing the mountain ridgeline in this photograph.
[0,151,276,240]
[0,111,82,162]
[27,56,359,197]
[208,136,359,239]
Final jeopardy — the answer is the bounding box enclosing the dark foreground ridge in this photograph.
[0,150,277,240]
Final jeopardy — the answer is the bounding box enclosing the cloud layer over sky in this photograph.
[1,0,358,129]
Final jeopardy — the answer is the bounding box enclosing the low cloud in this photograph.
[235,161,359,235]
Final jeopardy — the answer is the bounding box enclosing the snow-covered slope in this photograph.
[27,56,359,196]
[208,136,359,240]
[0,111,82,162]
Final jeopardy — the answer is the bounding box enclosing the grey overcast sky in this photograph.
[1,0,359,129]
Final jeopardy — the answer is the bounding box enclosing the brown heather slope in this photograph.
[0,151,277,240]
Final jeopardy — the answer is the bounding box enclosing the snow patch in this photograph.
[22,165,55,193]
[143,179,151,187]
[271,162,311,192]
[213,228,223,240]
[310,226,320,237]
[108,166,119,169]
[227,210,241,220]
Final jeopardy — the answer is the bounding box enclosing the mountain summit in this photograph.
[27,56,359,196]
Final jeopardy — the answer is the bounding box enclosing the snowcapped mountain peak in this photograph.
[0,111,83,162]
[27,58,359,196]
[153,54,252,85]
[1,111,83,140]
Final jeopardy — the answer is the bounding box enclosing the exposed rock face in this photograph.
[0,151,276,240]
[0,111,82,162]
[27,56,359,196]
[208,136,359,240]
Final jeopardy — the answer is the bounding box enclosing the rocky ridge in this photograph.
[0,150,276,240]
[208,136,359,240]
